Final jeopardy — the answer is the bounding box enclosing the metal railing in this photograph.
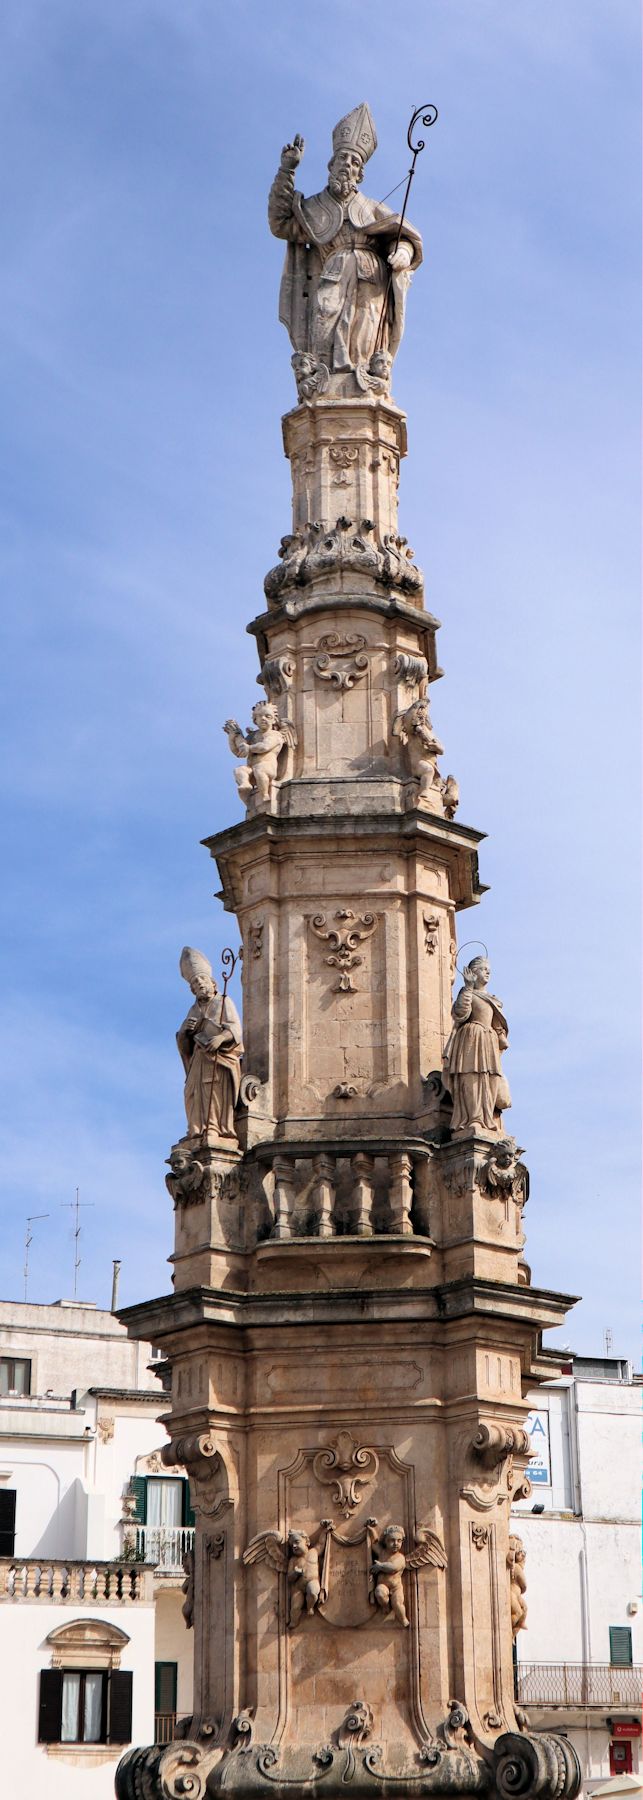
[154,1713,191,1744]
[0,1557,154,1603]
[515,1662,642,1709]
[135,1525,195,1573]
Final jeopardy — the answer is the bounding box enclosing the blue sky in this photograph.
[0,1,639,1361]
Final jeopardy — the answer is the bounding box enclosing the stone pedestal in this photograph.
[116,134,580,1800]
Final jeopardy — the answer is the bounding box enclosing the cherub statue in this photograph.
[507,1534,527,1634]
[223,702,297,807]
[243,1524,331,1629]
[392,699,459,818]
[367,1521,447,1629]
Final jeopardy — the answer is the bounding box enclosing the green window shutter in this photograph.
[38,1669,64,1742]
[155,1661,177,1712]
[108,1670,133,1744]
[129,1476,147,1523]
[183,1478,195,1528]
[609,1626,633,1666]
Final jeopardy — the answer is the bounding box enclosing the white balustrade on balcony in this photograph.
[135,1525,195,1573]
[0,1558,154,1603]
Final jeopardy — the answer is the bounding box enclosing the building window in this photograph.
[0,1357,31,1396]
[609,1626,633,1666]
[0,1488,16,1556]
[155,1660,177,1714]
[61,1670,106,1743]
[129,1474,194,1529]
[38,1669,132,1745]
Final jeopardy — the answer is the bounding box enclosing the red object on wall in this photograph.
[609,1741,633,1776]
[611,1722,641,1740]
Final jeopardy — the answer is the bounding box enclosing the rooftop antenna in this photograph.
[604,1326,613,1357]
[24,1213,49,1301]
[60,1188,94,1300]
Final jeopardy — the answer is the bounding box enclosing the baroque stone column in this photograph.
[116,102,580,1800]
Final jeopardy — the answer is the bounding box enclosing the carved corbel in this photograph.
[472,1423,531,1469]
[394,651,429,691]
[164,1432,231,1519]
[461,1421,531,1512]
[258,654,296,697]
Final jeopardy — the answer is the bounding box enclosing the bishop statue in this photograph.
[268,102,423,397]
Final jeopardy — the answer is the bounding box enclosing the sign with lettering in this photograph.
[525,1409,551,1486]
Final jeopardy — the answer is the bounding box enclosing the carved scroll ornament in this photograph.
[313,632,369,690]
[310,908,378,994]
[312,1431,379,1517]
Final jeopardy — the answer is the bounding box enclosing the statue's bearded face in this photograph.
[328,149,363,200]
[190,972,215,1003]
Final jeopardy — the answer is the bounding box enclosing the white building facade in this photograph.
[1,1298,639,1797]
[0,1299,194,1798]
[514,1355,642,1793]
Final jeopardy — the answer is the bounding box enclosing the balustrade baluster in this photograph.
[25,1562,39,1597]
[271,1156,296,1240]
[351,1153,375,1235]
[389,1152,413,1234]
[311,1154,336,1238]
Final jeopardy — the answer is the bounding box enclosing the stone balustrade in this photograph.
[0,1557,154,1603]
[262,1147,431,1242]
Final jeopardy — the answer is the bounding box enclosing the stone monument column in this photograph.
[116,104,581,1800]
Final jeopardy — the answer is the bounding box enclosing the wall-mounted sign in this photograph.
[525,1409,551,1486]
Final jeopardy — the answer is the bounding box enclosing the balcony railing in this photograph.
[154,1713,192,1744]
[0,1558,154,1603]
[135,1525,195,1573]
[516,1662,643,1709]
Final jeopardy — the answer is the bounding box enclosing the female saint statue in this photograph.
[442,955,511,1136]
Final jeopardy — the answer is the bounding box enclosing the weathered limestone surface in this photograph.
[116,105,580,1800]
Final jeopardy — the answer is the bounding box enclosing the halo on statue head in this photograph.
[455,940,488,976]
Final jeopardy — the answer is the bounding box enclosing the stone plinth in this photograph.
[284,395,407,542]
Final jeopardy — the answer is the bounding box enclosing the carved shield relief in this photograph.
[317,1533,372,1629]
